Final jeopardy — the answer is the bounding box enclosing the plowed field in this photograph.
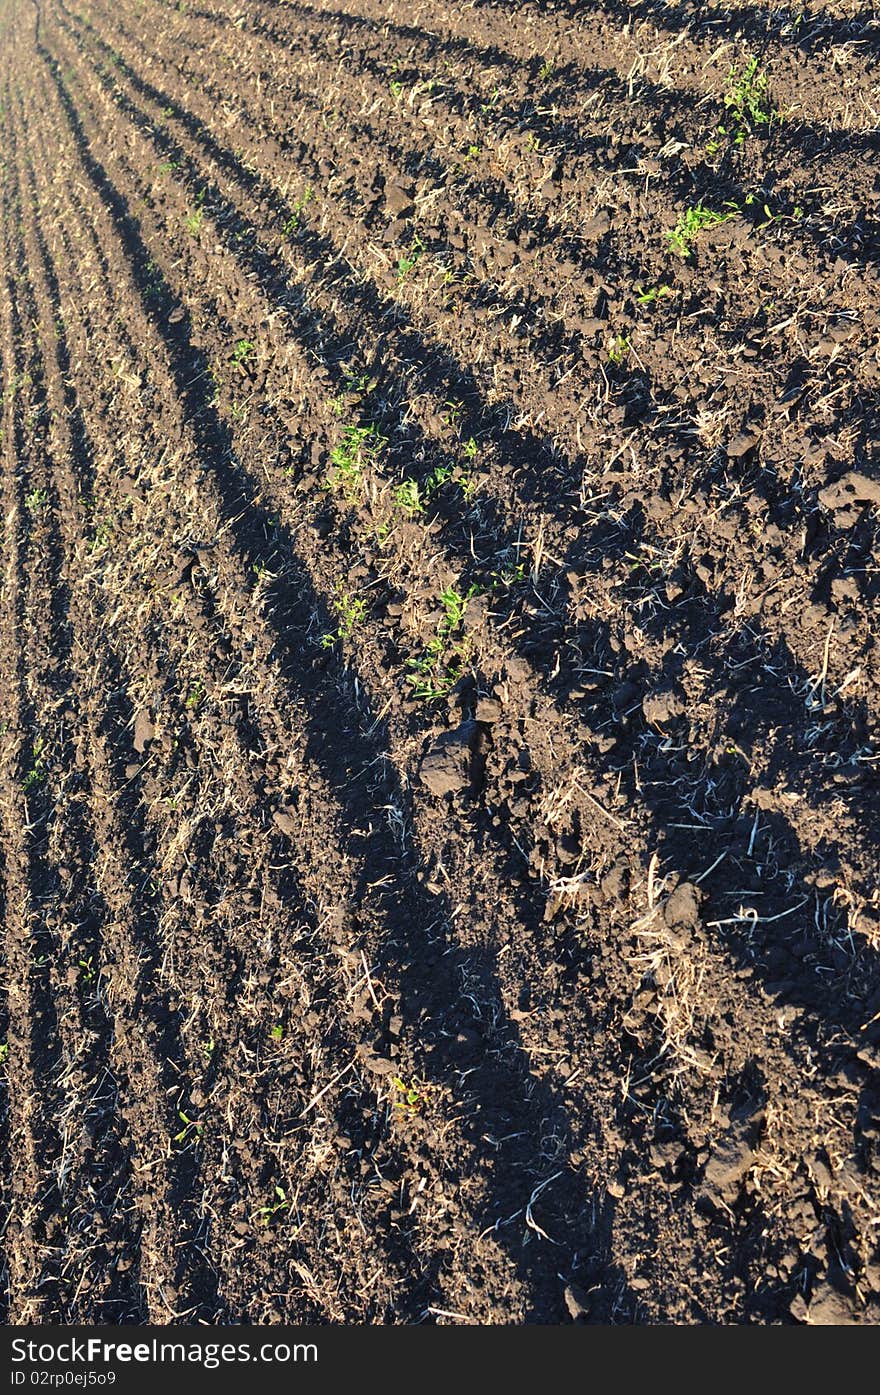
[1,0,879,1326]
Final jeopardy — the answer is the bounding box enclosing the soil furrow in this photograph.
[0,127,67,1321]
[2,0,878,1325]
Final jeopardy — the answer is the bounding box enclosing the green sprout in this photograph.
[173,1110,202,1145]
[325,422,386,501]
[397,236,424,282]
[185,679,205,711]
[282,185,313,236]
[321,583,368,647]
[393,478,424,516]
[256,1186,289,1226]
[667,202,736,258]
[392,1075,430,1112]
[707,58,776,152]
[724,57,774,130]
[231,338,255,366]
[607,334,631,365]
[406,586,475,701]
[78,956,97,985]
[636,283,673,307]
[185,190,206,236]
[22,736,45,793]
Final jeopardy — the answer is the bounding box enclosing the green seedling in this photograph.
[22,736,45,793]
[231,338,255,366]
[321,583,368,647]
[607,333,631,365]
[407,637,464,701]
[0,1042,8,1067]
[390,79,404,100]
[269,1023,284,1042]
[440,585,470,630]
[636,283,673,307]
[397,236,424,282]
[185,679,205,711]
[78,955,97,985]
[202,1037,215,1064]
[424,462,453,495]
[707,58,776,152]
[392,1075,430,1113]
[740,191,803,228]
[624,547,664,576]
[185,188,206,236]
[282,185,313,236]
[393,478,424,517]
[538,58,554,83]
[325,422,386,500]
[493,558,527,587]
[327,371,376,417]
[724,57,774,130]
[25,487,47,510]
[173,1110,202,1145]
[667,202,736,258]
[256,1186,289,1226]
[442,400,464,430]
[406,585,475,701]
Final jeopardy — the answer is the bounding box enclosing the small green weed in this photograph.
[393,478,424,517]
[326,422,386,500]
[78,955,97,985]
[282,185,313,236]
[22,736,45,793]
[173,1110,202,1146]
[636,283,673,307]
[327,371,376,418]
[256,1186,289,1226]
[397,236,424,282]
[406,586,474,701]
[231,338,255,366]
[607,333,631,365]
[321,583,368,647]
[724,57,774,131]
[667,202,736,258]
[392,1075,431,1113]
[185,189,206,236]
[707,58,776,152]
[185,679,205,711]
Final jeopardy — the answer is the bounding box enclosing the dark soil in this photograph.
[1,0,879,1325]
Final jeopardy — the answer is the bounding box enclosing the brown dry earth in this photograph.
[0,0,879,1325]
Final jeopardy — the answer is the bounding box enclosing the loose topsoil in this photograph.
[0,0,879,1325]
